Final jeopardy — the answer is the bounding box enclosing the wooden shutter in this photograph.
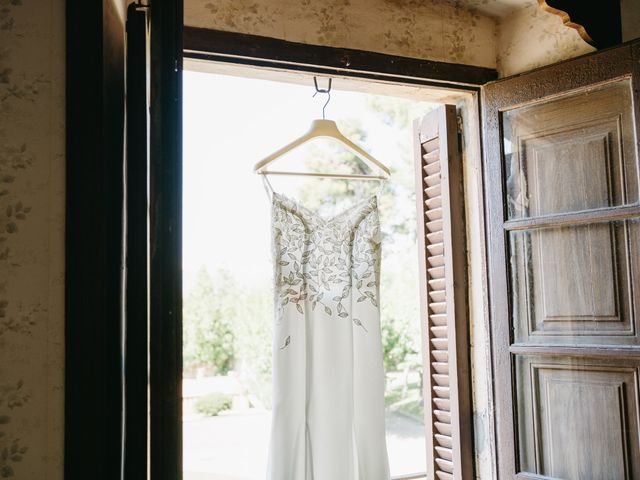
[414,105,473,480]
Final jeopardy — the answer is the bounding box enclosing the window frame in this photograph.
[175,28,491,480]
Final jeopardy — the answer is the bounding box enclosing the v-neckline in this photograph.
[272,192,378,225]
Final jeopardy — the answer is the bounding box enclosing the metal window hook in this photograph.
[313,77,332,120]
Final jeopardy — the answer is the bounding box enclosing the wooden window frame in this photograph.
[178,27,490,480]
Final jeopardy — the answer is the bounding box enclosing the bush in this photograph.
[194,392,232,416]
[233,287,273,408]
[183,268,237,374]
[381,318,416,373]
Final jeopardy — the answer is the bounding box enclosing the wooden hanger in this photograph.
[253,78,391,181]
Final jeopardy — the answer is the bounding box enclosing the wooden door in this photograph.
[483,41,640,479]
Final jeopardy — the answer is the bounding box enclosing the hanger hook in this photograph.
[313,77,332,120]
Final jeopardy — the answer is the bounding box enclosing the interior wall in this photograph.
[496,2,595,77]
[184,0,498,69]
[185,0,605,78]
[621,0,640,42]
[0,0,65,478]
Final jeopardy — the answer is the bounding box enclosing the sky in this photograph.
[182,69,434,292]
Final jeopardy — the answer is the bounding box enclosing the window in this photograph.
[181,66,450,479]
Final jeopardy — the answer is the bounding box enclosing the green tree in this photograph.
[233,285,273,407]
[380,318,417,373]
[183,267,237,374]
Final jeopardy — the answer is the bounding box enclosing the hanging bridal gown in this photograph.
[266,188,390,480]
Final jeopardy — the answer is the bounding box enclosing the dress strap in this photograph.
[261,174,276,200]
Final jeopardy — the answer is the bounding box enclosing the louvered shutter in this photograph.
[414,105,473,480]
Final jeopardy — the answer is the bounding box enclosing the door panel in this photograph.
[502,77,638,218]
[483,41,640,480]
[515,356,640,479]
[509,220,640,342]
[503,79,638,220]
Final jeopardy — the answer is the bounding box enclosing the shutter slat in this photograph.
[424,161,441,176]
[426,207,443,221]
[431,337,448,349]
[428,255,445,268]
[427,242,444,256]
[435,433,453,448]
[430,313,447,325]
[433,386,450,399]
[434,397,451,411]
[432,350,449,363]
[425,184,441,198]
[414,105,472,480]
[426,219,443,233]
[434,422,452,436]
[428,266,445,279]
[436,457,454,473]
[426,231,443,244]
[433,362,449,374]
[425,195,442,210]
[429,290,446,303]
[436,471,454,480]
[422,136,440,151]
[432,374,450,387]
[424,172,441,187]
[436,446,453,461]
[423,149,440,164]
[430,325,448,338]
[434,409,452,423]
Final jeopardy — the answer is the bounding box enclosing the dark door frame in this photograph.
[64,1,184,479]
[65,1,127,478]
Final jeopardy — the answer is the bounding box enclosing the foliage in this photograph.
[194,392,232,417]
[380,318,417,373]
[232,286,273,408]
[183,268,236,375]
[384,383,424,420]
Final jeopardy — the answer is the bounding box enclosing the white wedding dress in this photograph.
[265,188,390,480]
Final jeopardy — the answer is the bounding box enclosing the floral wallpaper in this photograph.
[184,0,499,68]
[497,2,595,77]
[185,0,600,77]
[0,0,65,478]
[621,0,640,42]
